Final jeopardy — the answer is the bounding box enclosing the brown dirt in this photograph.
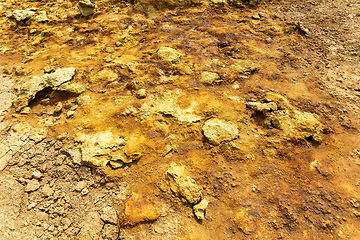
[0,0,360,239]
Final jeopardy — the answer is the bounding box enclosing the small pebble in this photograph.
[32,170,42,179]
[252,14,260,20]
[81,188,89,195]
[135,88,147,99]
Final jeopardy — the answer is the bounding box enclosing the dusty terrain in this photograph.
[1,0,360,239]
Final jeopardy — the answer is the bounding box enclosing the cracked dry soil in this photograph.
[1,0,360,239]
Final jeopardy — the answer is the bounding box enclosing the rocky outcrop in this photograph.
[247,93,323,142]
[138,90,202,123]
[13,68,76,111]
[7,10,36,22]
[76,131,143,168]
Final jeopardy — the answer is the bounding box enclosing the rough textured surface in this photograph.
[76,131,133,167]
[157,47,184,63]
[202,118,239,145]
[101,206,118,225]
[123,192,161,226]
[193,198,209,220]
[1,0,360,239]
[0,175,36,239]
[0,76,14,124]
[77,212,103,239]
[166,163,202,204]
[246,101,278,112]
[13,68,76,111]
[10,10,36,22]
[77,0,96,17]
[199,71,221,85]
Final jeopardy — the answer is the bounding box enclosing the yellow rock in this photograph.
[123,192,161,225]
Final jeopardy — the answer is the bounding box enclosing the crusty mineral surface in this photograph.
[1,0,360,239]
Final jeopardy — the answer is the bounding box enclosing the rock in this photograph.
[29,129,47,143]
[123,138,143,163]
[295,21,311,35]
[157,47,184,63]
[76,95,91,106]
[234,210,256,235]
[66,110,75,118]
[76,131,130,167]
[202,118,239,145]
[77,0,96,17]
[13,68,76,111]
[231,60,260,74]
[0,155,8,171]
[177,113,202,123]
[252,14,260,20]
[265,109,323,142]
[246,102,277,112]
[138,90,202,123]
[20,107,31,114]
[135,88,147,99]
[211,0,226,4]
[261,93,323,141]
[43,66,55,74]
[89,69,118,83]
[31,29,53,46]
[35,11,48,22]
[46,68,76,88]
[32,170,42,179]
[25,179,41,192]
[102,224,119,240]
[57,83,86,94]
[41,184,54,197]
[53,102,63,115]
[193,198,209,220]
[123,192,161,225]
[166,162,202,204]
[74,180,87,192]
[166,162,185,178]
[67,147,82,165]
[199,71,222,85]
[10,10,36,21]
[109,154,126,168]
[109,161,124,169]
[81,188,89,195]
[101,206,118,225]
[265,92,293,110]
[3,66,12,75]
[77,212,103,239]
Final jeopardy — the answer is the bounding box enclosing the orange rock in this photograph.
[123,192,161,226]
